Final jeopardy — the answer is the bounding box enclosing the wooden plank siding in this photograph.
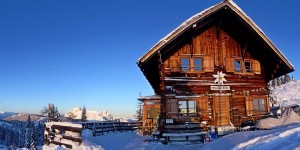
[161,26,270,128]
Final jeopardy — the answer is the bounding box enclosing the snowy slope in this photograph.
[202,123,300,150]
[42,123,300,150]
[3,113,43,122]
[0,120,12,128]
[0,111,16,120]
[64,107,114,121]
[272,80,300,106]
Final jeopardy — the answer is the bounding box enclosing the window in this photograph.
[234,59,253,73]
[181,58,189,71]
[234,60,242,72]
[245,61,251,73]
[253,98,266,112]
[179,100,196,116]
[194,58,203,71]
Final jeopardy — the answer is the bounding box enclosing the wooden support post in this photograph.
[157,51,166,137]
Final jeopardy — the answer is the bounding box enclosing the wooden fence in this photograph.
[82,121,142,136]
[44,122,83,149]
[44,121,141,148]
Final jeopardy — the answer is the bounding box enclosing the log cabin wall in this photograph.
[162,26,270,127]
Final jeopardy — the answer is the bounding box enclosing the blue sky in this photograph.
[0,0,299,118]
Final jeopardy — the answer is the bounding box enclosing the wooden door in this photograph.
[213,96,230,126]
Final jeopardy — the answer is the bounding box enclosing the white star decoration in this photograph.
[213,71,227,85]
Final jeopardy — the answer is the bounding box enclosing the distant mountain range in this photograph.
[0,111,17,120]
[3,113,46,122]
[65,107,133,122]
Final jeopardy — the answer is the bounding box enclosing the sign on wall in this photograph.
[210,86,231,90]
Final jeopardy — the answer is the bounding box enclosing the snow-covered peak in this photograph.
[272,80,300,107]
[64,107,114,121]
[99,110,113,120]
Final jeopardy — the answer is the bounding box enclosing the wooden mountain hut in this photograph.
[137,0,294,136]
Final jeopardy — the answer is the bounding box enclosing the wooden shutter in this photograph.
[163,59,170,68]
[245,97,254,116]
[170,58,180,72]
[252,60,261,74]
[225,58,234,72]
[198,97,209,118]
[203,56,214,72]
[167,99,178,113]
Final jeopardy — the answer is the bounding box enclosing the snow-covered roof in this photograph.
[137,95,161,100]
[45,122,82,128]
[137,0,294,71]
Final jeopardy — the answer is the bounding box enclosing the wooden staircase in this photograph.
[162,121,208,142]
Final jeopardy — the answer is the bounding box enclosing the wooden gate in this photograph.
[213,95,230,126]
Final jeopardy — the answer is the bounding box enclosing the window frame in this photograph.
[233,59,254,74]
[181,57,190,71]
[244,60,252,73]
[193,57,203,71]
[234,59,242,72]
[253,98,266,112]
[178,100,196,116]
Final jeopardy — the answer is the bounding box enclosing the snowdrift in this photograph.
[256,107,300,129]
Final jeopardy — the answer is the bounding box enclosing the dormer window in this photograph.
[181,58,190,71]
[245,61,251,73]
[234,60,242,72]
[194,58,203,71]
[233,59,253,73]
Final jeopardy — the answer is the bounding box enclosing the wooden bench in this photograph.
[162,131,207,143]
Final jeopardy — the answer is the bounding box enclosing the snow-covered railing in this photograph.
[82,121,142,136]
[44,122,83,149]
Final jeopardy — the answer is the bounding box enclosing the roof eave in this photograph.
[138,1,227,66]
[226,2,294,72]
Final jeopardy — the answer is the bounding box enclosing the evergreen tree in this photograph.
[40,106,49,117]
[18,125,26,148]
[81,106,87,122]
[271,79,276,87]
[54,106,60,121]
[136,100,143,121]
[0,126,5,144]
[4,129,12,147]
[47,103,60,122]
[30,129,37,150]
[12,126,19,148]
[279,76,286,85]
[48,103,54,122]
[276,78,281,86]
[26,115,32,128]
[284,74,291,83]
[35,122,44,146]
[9,143,16,150]
[25,115,33,149]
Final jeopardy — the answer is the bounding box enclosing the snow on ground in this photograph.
[203,123,300,150]
[41,123,300,150]
[82,131,204,150]
[272,80,300,106]
[113,117,135,122]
